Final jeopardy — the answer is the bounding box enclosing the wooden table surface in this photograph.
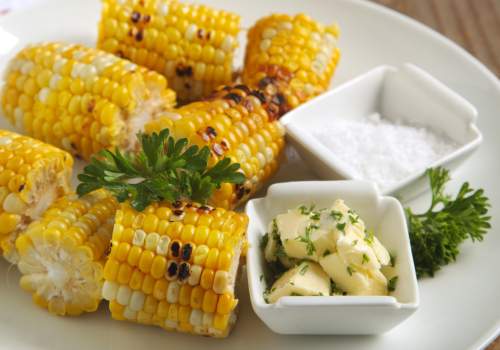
[371,1,500,348]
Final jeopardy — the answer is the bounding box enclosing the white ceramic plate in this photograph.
[0,0,499,349]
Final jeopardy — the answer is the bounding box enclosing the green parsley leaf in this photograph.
[290,292,303,296]
[298,204,315,215]
[346,265,354,276]
[388,276,398,292]
[295,224,317,256]
[322,249,331,257]
[362,253,370,264]
[390,253,396,267]
[260,233,269,249]
[336,222,346,232]
[364,230,374,245]
[77,129,245,211]
[406,167,491,278]
[299,263,309,275]
[330,210,343,221]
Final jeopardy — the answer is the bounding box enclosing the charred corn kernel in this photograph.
[145,85,287,210]
[1,42,175,161]
[98,0,240,103]
[104,201,247,337]
[15,190,118,316]
[243,13,340,108]
[0,130,72,263]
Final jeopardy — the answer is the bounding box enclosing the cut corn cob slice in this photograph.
[1,42,176,160]
[243,13,340,108]
[98,0,240,103]
[144,85,286,209]
[103,201,247,337]
[0,129,72,263]
[15,190,119,316]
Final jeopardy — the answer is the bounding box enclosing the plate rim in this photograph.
[0,0,499,348]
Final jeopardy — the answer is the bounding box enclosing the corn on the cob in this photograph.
[243,13,340,108]
[0,129,72,263]
[102,201,247,337]
[98,0,240,103]
[1,42,176,160]
[15,190,119,316]
[145,84,286,209]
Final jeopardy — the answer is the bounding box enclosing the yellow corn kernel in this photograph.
[153,279,168,300]
[202,290,218,313]
[1,43,175,160]
[200,268,214,290]
[129,269,145,290]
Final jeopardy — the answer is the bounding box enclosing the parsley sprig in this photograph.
[406,167,491,278]
[77,129,245,211]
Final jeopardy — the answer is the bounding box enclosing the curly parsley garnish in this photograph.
[77,129,245,211]
[406,167,491,278]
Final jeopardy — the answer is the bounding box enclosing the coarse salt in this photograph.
[312,113,458,190]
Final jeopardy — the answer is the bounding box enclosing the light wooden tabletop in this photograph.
[371,1,500,348]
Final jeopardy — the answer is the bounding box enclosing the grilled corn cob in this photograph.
[15,190,119,316]
[1,42,175,160]
[243,13,340,108]
[98,0,240,103]
[145,85,286,209]
[0,130,72,263]
[102,201,247,337]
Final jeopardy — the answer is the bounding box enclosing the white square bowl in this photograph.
[245,181,419,335]
[280,63,482,200]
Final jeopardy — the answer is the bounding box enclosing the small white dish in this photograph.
[281,63,482,200]
[245,181,419,335]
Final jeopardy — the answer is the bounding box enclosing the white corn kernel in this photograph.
[164,320,178,329]
[166,282,180,304]
[221,36,234,52]
[145,232,160,251]
[213,271,229,294]
[202,312,214,327]
[265,146,274,162]
[102,280,118,301]
[157,2,169,16]
[38,88,50,104]
[129,290,146,311]
[133,229,146,247]
[278,21,293,31]
[49,74,61,89]
[116,285,132,305]
[0,137,10,146]
[189,309,203,327]
[185,24,197,41]
[259,39,271,52]
[239,143,251,158]
[3,193,27,214]
[123,307,137,320]
[156,235,171,256]
[262,28,277,39]
[188,265,202,286]
[20,61,34,75]
[52,58,67,73]
[256,152,266,167]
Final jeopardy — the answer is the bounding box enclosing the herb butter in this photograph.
[262,199,395,301]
